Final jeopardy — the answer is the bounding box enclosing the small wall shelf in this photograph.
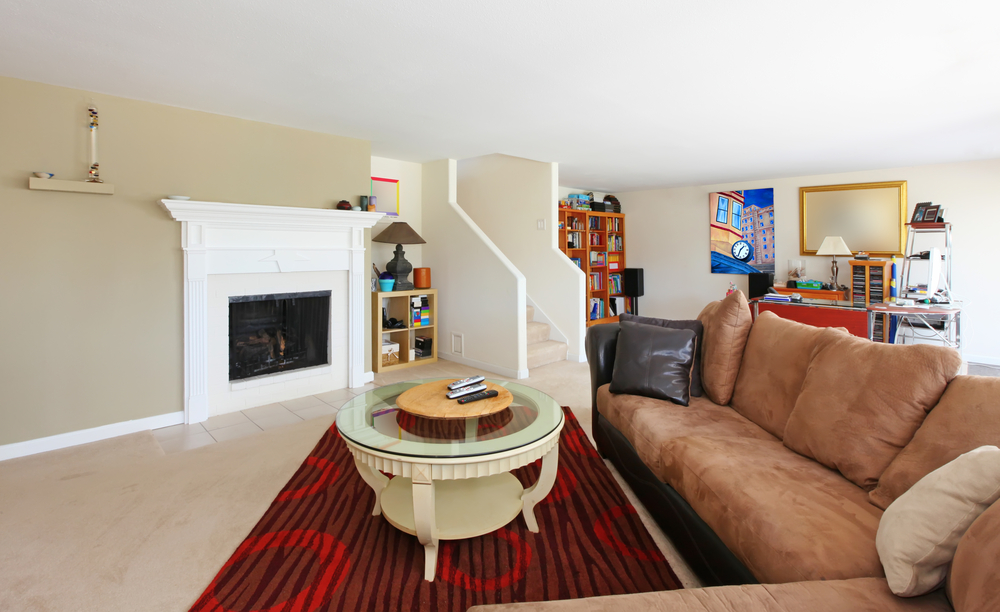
[28,177,114,195]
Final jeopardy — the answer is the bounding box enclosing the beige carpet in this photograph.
[0,359,699,611]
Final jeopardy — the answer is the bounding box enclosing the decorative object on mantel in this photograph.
[372,222,425,291]
[817,235,853,285]
[336,199,352,210]
[33,172,53,179]
[86,105,102,183]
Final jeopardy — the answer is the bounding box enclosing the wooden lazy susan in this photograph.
[396,379,513,420]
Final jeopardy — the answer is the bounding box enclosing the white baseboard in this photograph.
[966,354,1000,367]
[361,371,375,384]
[439,352,529,379]
[566,353,588,363]
[0,411,185,462]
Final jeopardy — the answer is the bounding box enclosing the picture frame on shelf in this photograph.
[910,202,930,223]
[922,205,941,223]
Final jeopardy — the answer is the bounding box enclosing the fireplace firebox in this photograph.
[229,291,331,381]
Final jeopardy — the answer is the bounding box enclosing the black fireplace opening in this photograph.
[229,291,331,381]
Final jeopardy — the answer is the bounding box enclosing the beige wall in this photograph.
[460,155,586,360]
[422,160,527,377]
[370,156,422,277]
[0,76,371,445]
[620,158,1000,365]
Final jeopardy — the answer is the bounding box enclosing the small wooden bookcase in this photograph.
[372,288,438,372]
[850,260,891,342]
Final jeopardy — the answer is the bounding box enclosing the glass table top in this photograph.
[336,378,564,459]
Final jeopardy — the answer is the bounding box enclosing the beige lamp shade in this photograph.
[372,222,426,245]
[816,236,853,256]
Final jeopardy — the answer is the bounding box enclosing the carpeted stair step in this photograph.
[527,340,568,370]
[526,304,535,322]
[527,321,550,345]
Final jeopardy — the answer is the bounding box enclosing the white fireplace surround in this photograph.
[161,199,383,424]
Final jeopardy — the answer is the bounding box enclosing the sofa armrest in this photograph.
[585,322,620,434]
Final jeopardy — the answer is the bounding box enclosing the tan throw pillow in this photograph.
[871,375,1000,510]
[783,333,962,489]
[695,290,752,406]
[730,312,845,439]
[877,446,1000,597]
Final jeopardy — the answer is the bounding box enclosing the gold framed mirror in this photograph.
[799,181,907,257]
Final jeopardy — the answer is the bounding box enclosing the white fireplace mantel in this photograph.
[160,199,383,424]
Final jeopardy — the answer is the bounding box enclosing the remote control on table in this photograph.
[457,389,499,404]
[446,383,487,399]
[448,376,485,391]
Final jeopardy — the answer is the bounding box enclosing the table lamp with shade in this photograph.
[372,222,425,291]
[816,236,853,286]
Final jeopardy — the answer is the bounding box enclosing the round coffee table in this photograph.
[336,378,565,581]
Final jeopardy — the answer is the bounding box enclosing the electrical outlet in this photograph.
[452,333,464,354]
[537,219,546,230]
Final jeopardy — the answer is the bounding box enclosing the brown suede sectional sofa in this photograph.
[471,291,1000,611]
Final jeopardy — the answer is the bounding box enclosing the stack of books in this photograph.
[414,335,432,359]
[411,295,430,327]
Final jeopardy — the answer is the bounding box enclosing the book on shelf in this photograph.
[567,231,583,249]
[590,251,606,266]
[589,297,605,320]
[607,253,622,271]
[589,272,603,291]
[609,273,622,294]
[570,257,582,268]
[609,296,626,316]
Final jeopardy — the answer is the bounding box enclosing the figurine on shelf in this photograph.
[87,105,103,183]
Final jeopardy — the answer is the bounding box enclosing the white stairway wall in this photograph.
[421,160,528,378]
[458,154,586,361]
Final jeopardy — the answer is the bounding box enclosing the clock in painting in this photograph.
[732,240,753,262]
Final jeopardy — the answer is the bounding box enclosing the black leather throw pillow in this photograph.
[609,320,697,407]
[619,313,704,397]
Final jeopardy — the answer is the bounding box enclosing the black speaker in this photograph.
[748,272,774,299]
[622,268,644,297]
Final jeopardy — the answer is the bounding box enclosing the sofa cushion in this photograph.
[466,578,953,612]
[783,333,962,489]
[877,446,1000,597]
[596,384,776,478]
[949,495,1000,612]
[871,375,1000,510]
[660,436,884,583]
[731,312,844,439]
[696,290,752,405]
[610,321,697,406]
[620,313,705,397]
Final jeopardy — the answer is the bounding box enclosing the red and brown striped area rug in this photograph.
[190,407,681,611]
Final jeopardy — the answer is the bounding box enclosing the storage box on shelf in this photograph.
[850,260,891,342]
[371,288,438,372]
[558,209,629,327]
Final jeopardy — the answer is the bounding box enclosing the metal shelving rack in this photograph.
[901,222,952,301]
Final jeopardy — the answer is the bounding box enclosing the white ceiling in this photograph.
[2,1,999,192]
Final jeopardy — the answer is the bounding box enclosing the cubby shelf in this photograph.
[372,288,438,372]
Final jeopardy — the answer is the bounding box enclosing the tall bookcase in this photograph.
[558,209,629,327]
[850,260,891,343]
